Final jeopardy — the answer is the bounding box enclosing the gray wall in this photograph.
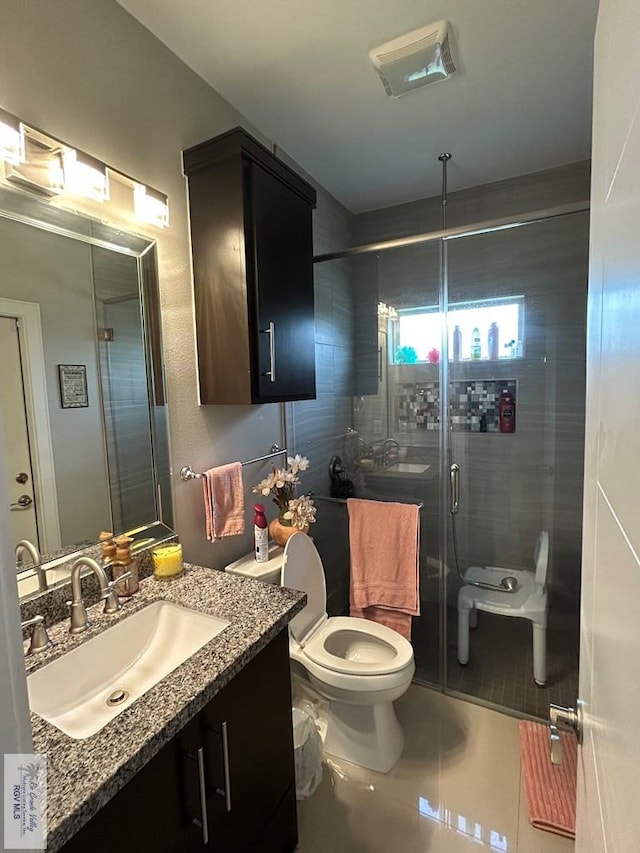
[286,186,356,615]
[0,217,111,545]
[0,0,357,573]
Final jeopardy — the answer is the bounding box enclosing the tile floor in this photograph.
[444,609,580,720]
[412,604,579,720]
[296,684,574,852]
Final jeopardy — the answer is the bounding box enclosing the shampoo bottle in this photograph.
[499,389,516,433]
[254,504,269,563]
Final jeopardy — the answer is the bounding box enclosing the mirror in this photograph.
[0,184,174,597]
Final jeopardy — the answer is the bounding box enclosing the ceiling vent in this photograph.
[369,20,456,98]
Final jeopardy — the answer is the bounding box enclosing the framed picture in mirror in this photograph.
[58,363,89,408]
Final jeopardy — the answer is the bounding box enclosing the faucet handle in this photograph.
[103,571,132,613]
[21,614,53,655]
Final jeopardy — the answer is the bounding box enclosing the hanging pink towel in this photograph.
[347,498,420,640]
[202,462,245,540]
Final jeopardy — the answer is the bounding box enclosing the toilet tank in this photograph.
[224,545,284,585]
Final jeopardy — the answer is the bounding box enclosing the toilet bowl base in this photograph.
[323,699,404,774]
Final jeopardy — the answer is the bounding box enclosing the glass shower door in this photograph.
[351,241,444,687]
[443,213,589,718]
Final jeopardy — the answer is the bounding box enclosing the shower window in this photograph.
[392,295,525,362]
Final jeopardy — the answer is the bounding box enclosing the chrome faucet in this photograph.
[15,540,47,593]
[68,556,131,634]
[21,614,53,655]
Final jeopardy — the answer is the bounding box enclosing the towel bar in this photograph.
[312,494,423,510]
[180,445,286,482]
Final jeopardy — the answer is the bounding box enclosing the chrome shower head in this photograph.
[501,577,518,592]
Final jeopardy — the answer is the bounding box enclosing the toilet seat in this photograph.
[282,534,414,677]
[302,616,413,676]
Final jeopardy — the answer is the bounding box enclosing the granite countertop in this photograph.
[24,564,306,852]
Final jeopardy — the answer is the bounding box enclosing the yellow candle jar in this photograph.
[152,543,184,580]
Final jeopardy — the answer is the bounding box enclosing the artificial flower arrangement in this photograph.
[253,454,317,530]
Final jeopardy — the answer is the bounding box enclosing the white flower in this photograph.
[287,454,309,475]
[252,472,277,495]
[284,495,317,529]
[252,454,315,519]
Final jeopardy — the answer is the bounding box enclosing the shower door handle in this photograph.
[449,464,460,515]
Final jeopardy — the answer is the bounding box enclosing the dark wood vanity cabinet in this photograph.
[60,630,297,853]
[183,127,317,405]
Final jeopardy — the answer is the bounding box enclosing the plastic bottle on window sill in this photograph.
[453,325,462,362]
[113,534,139,596]
[471,327,481,360]
[488,322,499,360]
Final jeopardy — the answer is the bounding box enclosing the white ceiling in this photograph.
[117,0,598,213]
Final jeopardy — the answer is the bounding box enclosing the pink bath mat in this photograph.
[519,721,577,839]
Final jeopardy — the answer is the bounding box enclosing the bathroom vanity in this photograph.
[24,566,306,853]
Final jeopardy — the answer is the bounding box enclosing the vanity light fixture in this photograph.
[134,183,169,228]
[5,129,65,197]
[62,148,110,202]
[0,108,25,165]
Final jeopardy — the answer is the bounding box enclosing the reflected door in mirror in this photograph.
[0,314,39,548]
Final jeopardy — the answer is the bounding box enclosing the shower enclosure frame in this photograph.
[312,196,590,715]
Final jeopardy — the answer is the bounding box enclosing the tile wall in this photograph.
[286,185,356,616]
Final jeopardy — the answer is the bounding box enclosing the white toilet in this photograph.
[281,533,415,773]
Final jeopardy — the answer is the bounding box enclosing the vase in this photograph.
[268,515,308,547]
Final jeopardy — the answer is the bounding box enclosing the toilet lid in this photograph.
[282,533,327,644]
[303,616,414,676]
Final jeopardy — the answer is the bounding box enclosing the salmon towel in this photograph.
[519,721,577,839]
[347,498,420,640]
[202,462,245,540]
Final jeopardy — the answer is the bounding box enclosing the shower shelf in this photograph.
[396,378,518,434]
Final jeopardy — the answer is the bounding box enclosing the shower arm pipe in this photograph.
[439,152,452,230]
[313,199,590,263]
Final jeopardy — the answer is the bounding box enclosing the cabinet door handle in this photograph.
[260,321,276,383]
[208,720,232,812]
[378,346,383,382]
[187,746,209,846]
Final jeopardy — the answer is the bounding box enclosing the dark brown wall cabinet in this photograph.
[183,127,317,405]
[60,630,297,853]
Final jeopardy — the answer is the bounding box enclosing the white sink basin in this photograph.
[390,462,430,474]
[27,601,230,740]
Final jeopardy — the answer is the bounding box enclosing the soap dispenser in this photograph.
[99,531,116,565]
[113,535,139,597]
